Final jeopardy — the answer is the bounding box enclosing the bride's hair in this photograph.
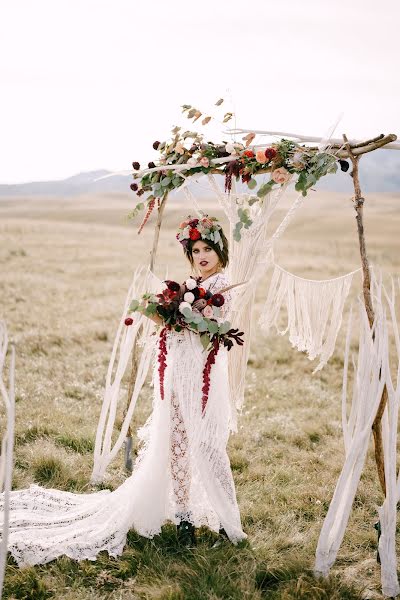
[183,228,229,268]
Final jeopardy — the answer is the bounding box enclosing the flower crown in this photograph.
[176,214,224,250]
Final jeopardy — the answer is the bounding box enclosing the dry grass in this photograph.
[1,189,400,599]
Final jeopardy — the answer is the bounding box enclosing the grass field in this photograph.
[1,188,400,599]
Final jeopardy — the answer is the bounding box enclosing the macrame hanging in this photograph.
[206,174,308,426]
[259,263,361,372]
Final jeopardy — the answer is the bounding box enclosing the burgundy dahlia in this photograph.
[211,293,225,307]
[165,280,181,292]
[264,148,277,160]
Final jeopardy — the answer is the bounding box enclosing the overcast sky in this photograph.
[1,0,399,184]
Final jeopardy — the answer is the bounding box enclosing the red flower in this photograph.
[264,148,277,160]
[241,172,251,184]
[189,228,201,240]
[211,293,225,307]
[202,340,220,413]
[125,317,134,326]
[165,280,181,292]
[158,328,168,400]
[198,287,206,298]
[243,150,254,158]
[188,218,199,227]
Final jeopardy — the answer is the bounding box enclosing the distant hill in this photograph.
[0,149,399,198]
[0,170,129,197]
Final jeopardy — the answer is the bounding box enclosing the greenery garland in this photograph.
[129,100,343,240]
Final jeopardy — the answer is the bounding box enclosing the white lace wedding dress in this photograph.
[0,272,246,567]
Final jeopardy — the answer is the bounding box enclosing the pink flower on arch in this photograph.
[199,156,210,168]
[271,167,290,184]
[256,150,267,164]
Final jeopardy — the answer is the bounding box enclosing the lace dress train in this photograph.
[0,272,246,566]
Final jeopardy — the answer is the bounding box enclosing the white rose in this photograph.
[184,292,195,303]
[179,302,192,314]
[187,157,198,167]
[185,278,197,290]
[225,143,236,155]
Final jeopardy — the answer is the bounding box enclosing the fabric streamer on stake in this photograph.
[314,274,400,597]
[91,266,163,483]
[377,278,400,598]
[0,322,16,598]
[259,264,361,372]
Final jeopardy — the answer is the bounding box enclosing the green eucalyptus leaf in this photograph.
[197,320,208,332]
[207,320,219,335]
[129,299,139,312]
[200,333,211,351]
[247,178,257,190]
[161,177,172,187]
[219,321,231,334]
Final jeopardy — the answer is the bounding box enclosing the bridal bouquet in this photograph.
[125,276,244,412]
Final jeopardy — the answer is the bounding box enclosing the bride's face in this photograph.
[191,240,219,274]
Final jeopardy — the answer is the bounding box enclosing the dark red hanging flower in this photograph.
[125,317,134,326]
[130,183,138,191]
[211,293,225,307]
[138,197,155,233]
[148,161,156,169]
[202,339,220,414]
[189,228,201,240]
[132,161,140,170]
[153,141,160,150]
[264,148,277,160]
[241,172,251,184]
[158,327,168,401]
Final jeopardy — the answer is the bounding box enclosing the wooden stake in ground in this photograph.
[124,193,169,472]
[343,133,387,495]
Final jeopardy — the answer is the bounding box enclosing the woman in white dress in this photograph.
[0,216,246,567]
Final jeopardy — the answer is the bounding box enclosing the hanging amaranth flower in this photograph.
[158,327,168,401]
[202,339,220,414]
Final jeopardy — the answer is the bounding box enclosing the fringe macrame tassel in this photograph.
[259,264,360,371]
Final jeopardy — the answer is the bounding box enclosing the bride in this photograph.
[0,215,247,567]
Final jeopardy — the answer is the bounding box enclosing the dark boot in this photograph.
[212,527,229,548]
[177,519,196,547]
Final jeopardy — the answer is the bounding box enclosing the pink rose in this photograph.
[202,305,214,318]
[256,150,267,164]
[271,167,290,184]
[200,156,209,168]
